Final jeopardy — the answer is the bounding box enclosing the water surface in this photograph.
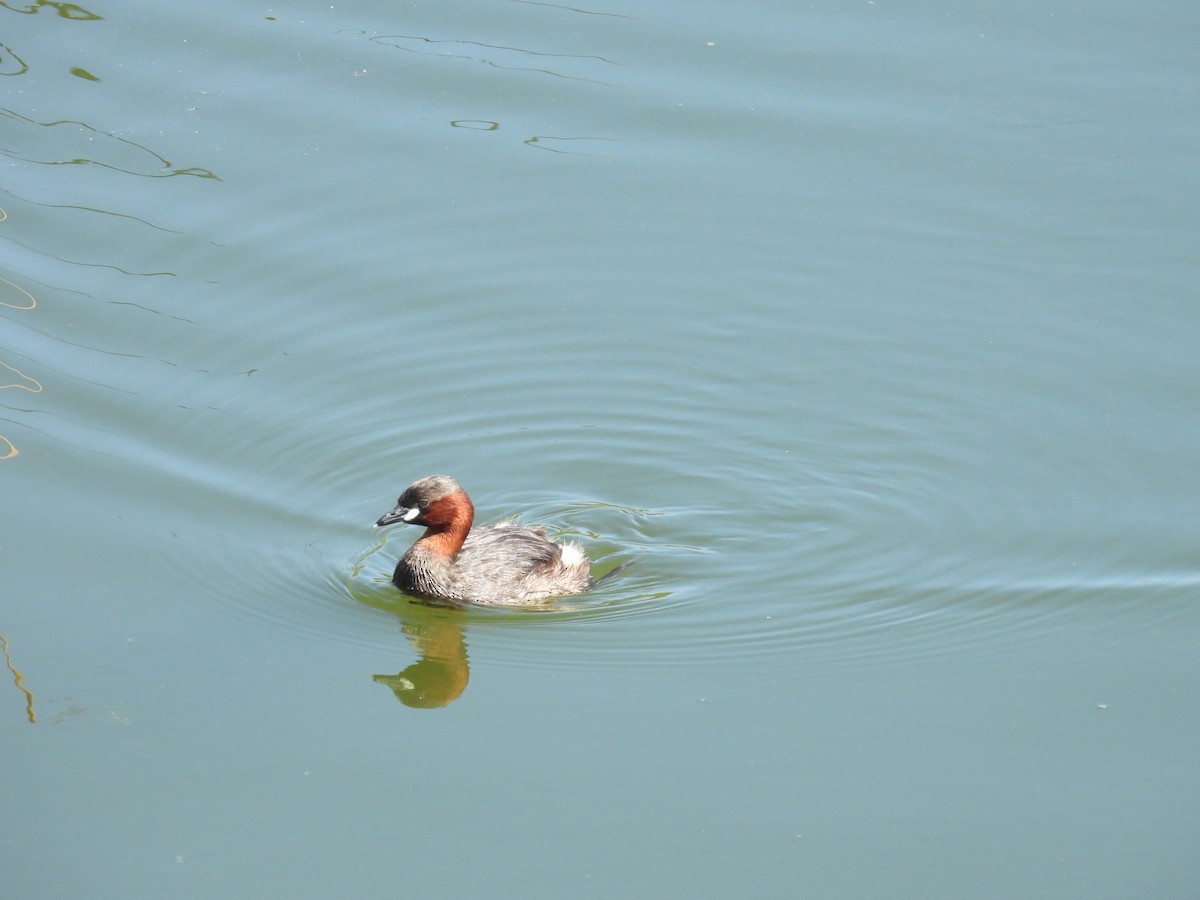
[3,0,1198,896]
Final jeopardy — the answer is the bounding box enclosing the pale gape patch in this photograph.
[402,506,422,522]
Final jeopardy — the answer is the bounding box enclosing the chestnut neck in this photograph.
[418,491,474,558]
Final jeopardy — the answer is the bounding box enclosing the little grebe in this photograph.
[375,475,593,606]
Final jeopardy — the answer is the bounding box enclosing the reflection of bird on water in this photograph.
[373,617,469,709]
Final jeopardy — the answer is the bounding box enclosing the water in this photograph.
[3,0,1198,897]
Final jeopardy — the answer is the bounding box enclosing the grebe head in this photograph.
[376,474,474,531]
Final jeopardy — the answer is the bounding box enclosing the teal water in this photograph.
[3,0,1198,896]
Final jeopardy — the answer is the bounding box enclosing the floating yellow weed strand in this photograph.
[0,360,43,392]
[0,360,40,459]
[0,275,37,310]
[0,250,39,455]
[0,633,36,724]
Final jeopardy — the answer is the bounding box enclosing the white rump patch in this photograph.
[558,542,586,566]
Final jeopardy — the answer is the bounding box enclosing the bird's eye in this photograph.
[419,499,429,509]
